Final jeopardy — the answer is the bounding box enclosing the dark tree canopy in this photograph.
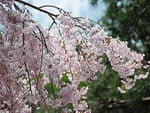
[91,0,150,60]
[90,0,99,5]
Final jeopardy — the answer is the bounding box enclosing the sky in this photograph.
[25,0,106,27]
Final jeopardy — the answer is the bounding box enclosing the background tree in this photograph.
[88,0,150,113]
[91,0,150,60]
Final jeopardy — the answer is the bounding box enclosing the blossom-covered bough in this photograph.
[0,0,149,113]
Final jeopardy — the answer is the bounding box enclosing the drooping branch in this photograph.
[14,0,59,18]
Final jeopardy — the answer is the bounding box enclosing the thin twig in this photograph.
[38,5,65,13]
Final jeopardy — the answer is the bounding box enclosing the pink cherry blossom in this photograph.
[0,0,149,113]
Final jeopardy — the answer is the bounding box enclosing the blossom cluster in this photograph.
[0,0,149,113]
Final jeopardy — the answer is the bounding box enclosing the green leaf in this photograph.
[60,73,70,84]
[66,103,73,110]
[44,83,59,98]
[35,106,57,113]
[35,108,45,113]
[78,81,89,90]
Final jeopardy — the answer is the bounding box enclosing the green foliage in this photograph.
[125,78,150,104]
[91,0,150,60]
[90,0,99,5]
[65,103,74,110]
[36,107,46,113]
[87,67,122,113]
[60,73,71,84]
[78,81,90,90]
[87,67,150,113]
[105,0,150,60]
[35,105,61,113]
[44,83,59,98]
